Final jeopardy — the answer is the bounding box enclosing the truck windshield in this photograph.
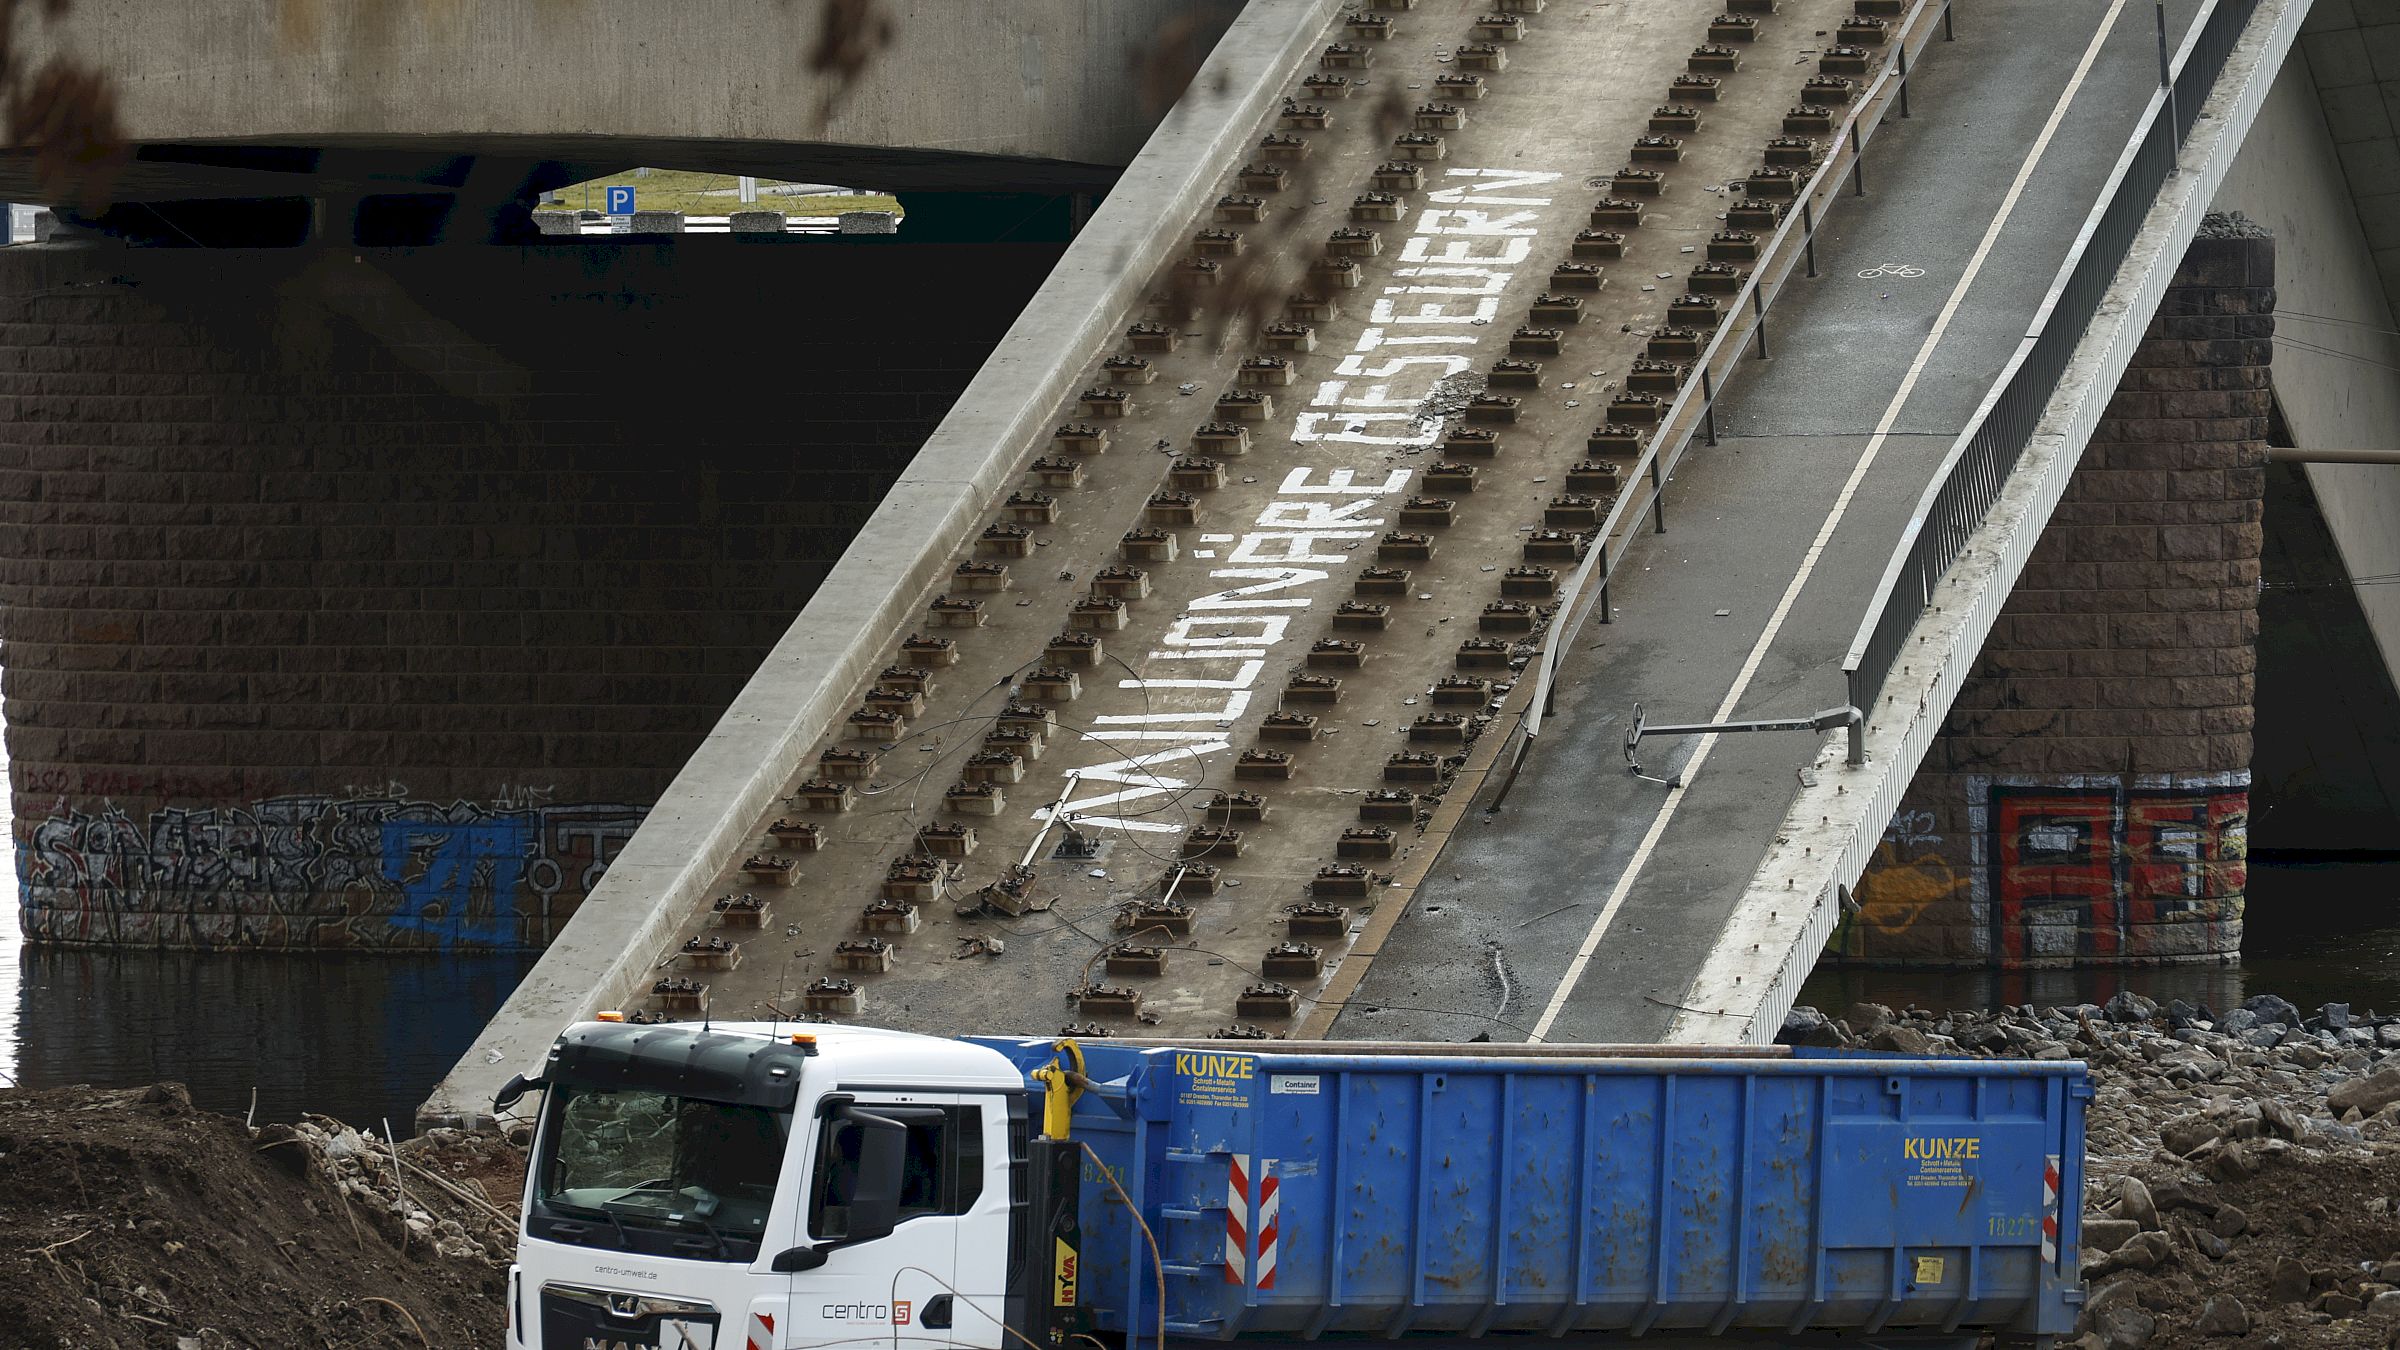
[535,1084,789,1260]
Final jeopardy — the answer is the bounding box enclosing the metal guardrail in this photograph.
[1495,0,1957,800]
[1838,0,2259,759]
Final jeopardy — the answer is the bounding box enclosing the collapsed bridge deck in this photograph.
[424,0,2261,1128]
[599,0,1919,1042]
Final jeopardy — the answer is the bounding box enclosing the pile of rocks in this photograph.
[1783,995,2400,1348]
[255,1115,523,1266]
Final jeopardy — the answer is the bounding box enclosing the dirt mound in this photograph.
[0,1083,516,1349]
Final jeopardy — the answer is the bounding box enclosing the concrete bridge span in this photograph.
[7,0,1246,239]
[1354,0,2304,1047]
[2217,8,2400,851]
[1666,0,2372,1044]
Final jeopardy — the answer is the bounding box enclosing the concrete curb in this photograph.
[418,0,1345,1130]
[1661,0,2306,1047]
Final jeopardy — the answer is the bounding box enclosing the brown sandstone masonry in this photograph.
[1841,224,2268,968]
[0,240,1060,950]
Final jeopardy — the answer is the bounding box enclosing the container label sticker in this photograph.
[1269,1074,1320,1096]
[1901,1134,1978,1189]
[1176,1051,1255,1108]
[1914,1256,1946,1285]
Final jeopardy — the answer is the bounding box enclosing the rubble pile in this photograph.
[262,1115,525,1265]
[1787,995,2400,1348]
[0,1083,517,1349]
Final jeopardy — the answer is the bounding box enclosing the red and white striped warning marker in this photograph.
[1255,1163,1281,1290]
[1226,1155,1250,1285]
[1224,1155,1281,1289]
[2040,1154,2061,1266]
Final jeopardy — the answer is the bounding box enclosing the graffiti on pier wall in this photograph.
[1977,772,2247,965]
[18,795,647,951]
[1845,773,2247,967]
[1834,809,1972,961]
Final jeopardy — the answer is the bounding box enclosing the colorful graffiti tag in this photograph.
[18,796,646,951]
[1835,809,1974,962]
[1843,773,2247,968]
[1985,775,2247,964]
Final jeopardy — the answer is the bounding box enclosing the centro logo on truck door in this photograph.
[822,1301,912,1325]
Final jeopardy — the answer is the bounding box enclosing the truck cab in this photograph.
[505,1019,1028,1350]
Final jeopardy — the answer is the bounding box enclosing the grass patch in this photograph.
[539,170,903,219]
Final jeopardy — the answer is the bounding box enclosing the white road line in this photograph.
[1528,0,2136,1042]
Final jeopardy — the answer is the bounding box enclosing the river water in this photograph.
[0,730,536,1128]
[1797,857,2400,1017]
[0,903,534,1130]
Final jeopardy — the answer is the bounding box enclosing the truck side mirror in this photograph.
[791,1100,935,1264]
[840,1106,910,1245]
[492,1073,543,1113]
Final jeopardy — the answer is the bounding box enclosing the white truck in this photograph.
[497,1018,2088,1350]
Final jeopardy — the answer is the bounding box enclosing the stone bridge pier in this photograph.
[1839,225,2271,968]
[0,237,1060,949]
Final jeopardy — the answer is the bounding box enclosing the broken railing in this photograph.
[1495,0,1957,800]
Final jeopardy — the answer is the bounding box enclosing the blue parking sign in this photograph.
[605,186,635,215]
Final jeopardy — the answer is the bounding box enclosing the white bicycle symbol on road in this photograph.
[1857,262,1927,279]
